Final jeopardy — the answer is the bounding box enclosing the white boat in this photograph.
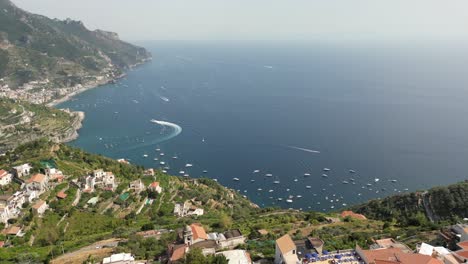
[233,178,240,181]
[162,170,167,173]
[268,189,274,193]
[342,181,349,184]
[153,158,158,161]
[156,148,161,151]
[184,174,189,177]
[203,170,208,173]
[160,153,165,156]
[342,203,347,206]
[179,171,185,174]
[172,156,178,159]
[390,179,397,183]
[304,173,311,176]
[366,183,372,186]
[349,170,356,173]
[253,170,260,173]
[323,168,331,172]
[286,188,290,192]
[265,173,273,177]
[277,198,283,201]
[251,180,255,183]
[286,199,293,203]
[185,164,193,167]
[273,181,280,184]
[294,179,298,182]
[257,188,263,191]
[143,154,148,158]
[374,178,380,182]
[160,162,165,165]
[306,186,311,189]
[322,174,328,178]
[296,195,302,198]
[160,96,170,102]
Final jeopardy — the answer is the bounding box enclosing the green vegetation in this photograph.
[0,0,151,88]
[0,139,466,263]
[0,98,81,151]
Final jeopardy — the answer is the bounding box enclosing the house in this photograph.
[453,241,468,263]
[2,226,23,237]
[83,170,116,192]
[174,201,204,217]
[371,238,412,253]
[144,168,155,176]
[102,253,135,264]
[340,210,367,220]
[148,182,162,194]
[275,234,300,264]
[418,242,459,264]
[32,200,48,215]
[216,250,252,264]
[12,163,32,178]
[56,191,67,199]
[355,245,443,264]
[168,244,188,263]
[45,168,64,183]
[0,170,12,186]
[26,173,49,193]
[0,204,11,224]
[0,192,26,213]
[184,223,208,245]
[190,240,218,256]
[218,229,246,249]
[306,237,324,255]
[129,179,145,193]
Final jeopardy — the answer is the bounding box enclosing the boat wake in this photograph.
[150,119,182,139]
[284,145,320,154]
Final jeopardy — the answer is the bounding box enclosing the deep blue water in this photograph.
[58,42,468,211]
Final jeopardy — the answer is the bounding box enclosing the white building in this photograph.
[275,234,300,264]
[12,163,32,178]
[0,170,12,186]
[216,250,252,264]
[32,200,48,216]
[0,204,11,224]
[148,182,162,194]
[102,253,135,264]
[83,170,116,192]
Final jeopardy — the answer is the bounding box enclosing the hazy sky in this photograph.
[12,0,468,42]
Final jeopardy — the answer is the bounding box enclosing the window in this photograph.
[293,250,296,254]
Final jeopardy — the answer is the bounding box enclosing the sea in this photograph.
[58,41,468,211]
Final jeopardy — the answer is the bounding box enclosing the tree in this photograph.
[209,254,229,264]
[219,213,232,229]
[185,248,206,264]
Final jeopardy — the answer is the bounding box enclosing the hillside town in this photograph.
[1,159,467,264]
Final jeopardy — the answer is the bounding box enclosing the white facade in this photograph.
[0,170,12,186]
[102,253,135,264]
[12,164,32,178]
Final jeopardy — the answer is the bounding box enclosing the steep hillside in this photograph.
[0,0,151,103]
[0,98,83,152]
[350,181,468,225]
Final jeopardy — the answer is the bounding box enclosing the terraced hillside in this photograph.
[0,98,83,151]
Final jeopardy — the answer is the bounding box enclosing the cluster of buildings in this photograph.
[173,200,204,217]
[1,163,66,235]
[167,223,247,263]
[274,228,468,264]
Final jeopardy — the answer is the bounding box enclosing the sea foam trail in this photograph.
[284,145,321,154]
[150,119,182,137]
[121,120,182,151]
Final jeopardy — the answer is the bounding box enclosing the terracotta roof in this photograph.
[170,244,187,261]
[27,173,46,183]
[456,250,468,258]
[361,248,442,264]
[190,223,208,241]
[3,226,21,235]
[150,182,160,188]
[276,234,296,254]
[32,200,46,209]
[0,241,4,247]
[361,248,405,262]
[0,170,8,178]
[341,210,367,220]
[458,241,468,250]
[56,191,67,199]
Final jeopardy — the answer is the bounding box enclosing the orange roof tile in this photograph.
[27,173,46,183]
[0,170,7,177]
[56,191,67,199]
[170,245,187,261]
[456,250,468,258]
[150,182,160,188]
[32,200,46,209]
[458,241,468,250]
[190,223,207,241]
[276,234,296,254]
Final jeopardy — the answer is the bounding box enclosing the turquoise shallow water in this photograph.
[59,42,468,211]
